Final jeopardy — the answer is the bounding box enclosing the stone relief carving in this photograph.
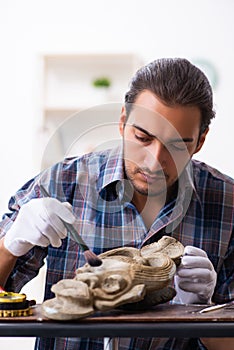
[42,236,184,320]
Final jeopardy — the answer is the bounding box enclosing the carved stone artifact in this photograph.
[42,236,184,320]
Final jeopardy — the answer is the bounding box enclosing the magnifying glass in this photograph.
[0,286,36,317]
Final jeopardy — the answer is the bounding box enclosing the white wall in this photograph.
[1,0,234,213]
[0,0,233,349]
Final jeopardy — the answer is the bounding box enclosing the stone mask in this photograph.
[42,236,184,320]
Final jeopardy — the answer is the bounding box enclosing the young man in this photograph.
[0,58,233,350]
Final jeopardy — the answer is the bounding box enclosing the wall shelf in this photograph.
[40,53,143,169]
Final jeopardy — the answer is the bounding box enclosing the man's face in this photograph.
[119,90,207,198]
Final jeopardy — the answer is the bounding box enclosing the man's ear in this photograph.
[194,128,209,154]
[119,106,127,136]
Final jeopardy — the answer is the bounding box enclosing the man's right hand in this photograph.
[4,198,76,257]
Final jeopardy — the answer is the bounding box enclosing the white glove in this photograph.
[4,198,76,257]
[174,246,217,304]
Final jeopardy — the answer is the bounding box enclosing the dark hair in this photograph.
[125,58,215,135]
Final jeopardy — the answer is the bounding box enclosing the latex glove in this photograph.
[174,246,217,304]
[4,198,76,257]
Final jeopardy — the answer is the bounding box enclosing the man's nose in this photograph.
[144,140,166,172]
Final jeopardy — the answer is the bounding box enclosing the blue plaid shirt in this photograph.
[1,146,234,350]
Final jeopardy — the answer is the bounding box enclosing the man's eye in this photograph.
[167,143,187,152]
[135,134,151,143]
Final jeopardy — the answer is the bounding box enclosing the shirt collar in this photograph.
[97,147,201,209]
[96,146,124,193]
[159,160,201,235]
[167,160,199,214]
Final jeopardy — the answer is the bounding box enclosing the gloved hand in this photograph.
[174,246,217,304]
[4,198,76,257]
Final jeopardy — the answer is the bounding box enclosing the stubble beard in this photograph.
[124,163,171,198]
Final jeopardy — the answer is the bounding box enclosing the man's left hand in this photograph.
[174,246,217,304]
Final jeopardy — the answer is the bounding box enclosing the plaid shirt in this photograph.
[1,146,234,350]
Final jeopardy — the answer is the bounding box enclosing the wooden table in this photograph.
[0,303,234,339]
